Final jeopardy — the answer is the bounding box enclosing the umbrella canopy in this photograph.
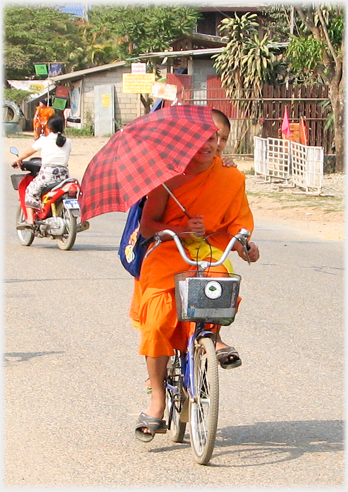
[79,104,217,222]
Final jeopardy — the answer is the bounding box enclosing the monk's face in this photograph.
[191,132,218,165]
[215,122,230,153]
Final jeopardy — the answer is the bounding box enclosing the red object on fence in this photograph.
[281,107,291,139]
[299,117,309,145]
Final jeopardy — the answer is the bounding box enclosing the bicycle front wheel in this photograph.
[189,337,219,465]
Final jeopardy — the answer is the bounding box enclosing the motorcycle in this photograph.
[10,146,89,250]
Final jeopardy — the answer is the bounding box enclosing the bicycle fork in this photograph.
[185,323,215,403]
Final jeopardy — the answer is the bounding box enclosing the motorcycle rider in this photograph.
[13,114,72,229]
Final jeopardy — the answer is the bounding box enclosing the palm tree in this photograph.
[213,13,277,152]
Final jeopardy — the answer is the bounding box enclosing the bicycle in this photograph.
[142,228,251,465]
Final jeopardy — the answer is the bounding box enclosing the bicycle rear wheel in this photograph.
[165,354,187,442]
[189,337,219,465]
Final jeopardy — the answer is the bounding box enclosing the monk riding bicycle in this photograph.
[131,108,260,456]
[137,227,251,465]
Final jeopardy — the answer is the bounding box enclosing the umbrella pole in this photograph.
[162,183,192,219]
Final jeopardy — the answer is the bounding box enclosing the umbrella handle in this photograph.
[162,183,192,219]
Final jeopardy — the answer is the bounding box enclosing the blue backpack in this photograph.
[118,196,147,279]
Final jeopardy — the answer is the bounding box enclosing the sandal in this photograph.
[16,221,33,230]
[216,346,242,369]
[135,412,167,442]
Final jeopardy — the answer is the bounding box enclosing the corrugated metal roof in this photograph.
[139,48,224,60]
[49,48,222,82]
[49,43,288,83]
[49,60,126,82]
[61,4,84,17]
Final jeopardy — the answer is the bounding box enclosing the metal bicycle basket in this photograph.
[174,270,241,325]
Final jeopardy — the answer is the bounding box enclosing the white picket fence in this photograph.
[254,137,324,193]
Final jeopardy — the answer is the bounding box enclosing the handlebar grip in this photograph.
[140,235,156,248]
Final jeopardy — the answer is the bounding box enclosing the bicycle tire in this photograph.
[189,337,219,465]
[165,355,187,442]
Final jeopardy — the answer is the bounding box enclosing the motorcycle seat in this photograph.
[41,178,78,196]
[50,177,77,192]
[41,182,60,195]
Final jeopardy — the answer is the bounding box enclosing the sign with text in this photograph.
[123,73,155,94]
[29,83,46,93]
[55,86,70,99]
[102,94,111,107]
[53,97,67,110]
[131,63,147,74]
[151,82,177,101]
[49,63,63,77]
[34,64,48,76]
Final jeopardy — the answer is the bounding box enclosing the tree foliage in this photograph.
[213,13,281,111]
[4,6,83,79]
[287,4,345,171]
[4,4,200,78]
[213,5,345,171]
[79,5,200,67]
[287,4,344,85]
[3,88,32,106]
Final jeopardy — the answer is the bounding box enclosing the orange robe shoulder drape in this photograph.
[130,156,254,358]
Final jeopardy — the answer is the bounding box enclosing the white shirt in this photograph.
[32,132,71,167]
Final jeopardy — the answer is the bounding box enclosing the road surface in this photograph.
[3,158,344,488]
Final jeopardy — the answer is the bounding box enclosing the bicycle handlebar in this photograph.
[141,228,251,269]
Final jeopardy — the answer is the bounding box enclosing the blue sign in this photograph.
[49,63,63,77]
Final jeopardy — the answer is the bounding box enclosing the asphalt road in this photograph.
[2,157,344,489]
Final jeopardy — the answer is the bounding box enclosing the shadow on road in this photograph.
[150,419,343,468]
[3,351,65,365]
[211,419,344,466]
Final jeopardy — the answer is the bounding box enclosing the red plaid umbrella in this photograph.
[79,105,217,221]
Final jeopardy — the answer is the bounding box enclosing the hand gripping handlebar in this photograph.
[141,228,251,270]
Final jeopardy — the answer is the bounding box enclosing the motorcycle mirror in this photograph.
[10,147,19,156]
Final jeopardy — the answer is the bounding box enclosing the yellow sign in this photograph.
[29,83,45,93]
[102,94,111,107]
[123,73,156,94]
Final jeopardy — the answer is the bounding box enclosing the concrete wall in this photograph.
[191,59,216,104]
[54,60,216,132]
[81,66,146,129]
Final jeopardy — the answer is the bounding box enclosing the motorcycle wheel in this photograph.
[55,201,77,251]
[16,206,34,246]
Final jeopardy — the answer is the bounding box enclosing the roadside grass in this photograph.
[246,189,344,213]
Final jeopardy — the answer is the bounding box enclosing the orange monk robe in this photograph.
[33,106,55,138]
[129,155,254,358]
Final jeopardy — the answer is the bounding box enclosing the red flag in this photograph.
[300,116,309,145]
[281,107,291,139]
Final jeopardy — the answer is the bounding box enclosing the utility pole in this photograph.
[290,6,294,35]
[82,4,89,23]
